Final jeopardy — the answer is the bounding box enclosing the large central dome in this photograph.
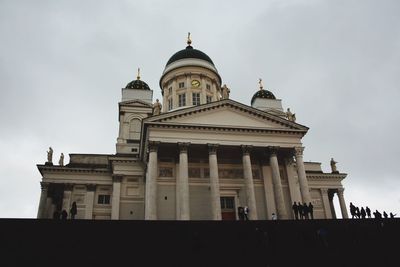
[165,45,214,66]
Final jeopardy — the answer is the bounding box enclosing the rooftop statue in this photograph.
[59,153,64,166]
[330,158,338,173]
[286,108,296,122]
[221,84,230,100]
[153,99,162,115]
[47,147,53,163]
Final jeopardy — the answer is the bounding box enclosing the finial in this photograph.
[137,68,140,80]
[259,78,263,90]
[187,32,192,46]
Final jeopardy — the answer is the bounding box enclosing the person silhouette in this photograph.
[383,211,388,219]
[365,206,371,218]
[61,209,68,220]
[70,201,77,219]
[390,212,396,218]
[308,202,314,219]
[350,202,356,218]
[292,202,299,220]
[298,202,304,219]
[360,207,366,219]
[303,203,309,219]
[244,206,249,220]
[355,207,360,219]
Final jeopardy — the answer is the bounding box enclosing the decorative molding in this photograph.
[268,146,280,156]
[112,175,123,183]
[294,146,305,157]
[241,145,252,155]
[64,183,74,191]
[148,141,160,153]
[40,182,49,190]
[178,142,190,153]
[86,184,97,192]
[207,143,219,154]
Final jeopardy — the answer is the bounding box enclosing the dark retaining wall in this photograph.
[1,219,398,267]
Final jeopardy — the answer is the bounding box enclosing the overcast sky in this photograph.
[1,0,399,218]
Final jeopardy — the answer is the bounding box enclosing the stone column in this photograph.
[208,144,222,220]
[337,188,349,219]
[328,190,337,219]
[294,147,311,204]
[145,142,158,220]
[284,157,302,204]
[37,182,49,219]
[321,188,332,219]
[242,145,258,220]
[85,184,96,219]
[186,73,192,106]
[62,183,73,216]
[261,165,276,219]
[200,74,206,104]
[269,147,288,219]
[111,175,122,220]
[178,142,190,220]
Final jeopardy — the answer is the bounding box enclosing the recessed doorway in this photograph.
[220,197,236,220]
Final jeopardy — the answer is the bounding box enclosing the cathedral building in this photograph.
[36,36,348,220]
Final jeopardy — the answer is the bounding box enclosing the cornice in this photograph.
[145,122,306,135]
[37,165,110,175]
[306,172,347,180]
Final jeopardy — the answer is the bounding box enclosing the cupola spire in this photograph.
[259,78,264,90]
[137,68,141,80]
[187,32,192,46]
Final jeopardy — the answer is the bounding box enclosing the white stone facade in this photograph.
[36,41,348,220]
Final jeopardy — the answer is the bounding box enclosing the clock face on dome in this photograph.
[191,80,201,88]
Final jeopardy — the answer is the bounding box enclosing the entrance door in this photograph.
[220,197,236,220]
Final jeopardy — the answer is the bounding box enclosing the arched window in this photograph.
[129,119,141,139]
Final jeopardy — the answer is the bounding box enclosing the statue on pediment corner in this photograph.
[153,99,162,115]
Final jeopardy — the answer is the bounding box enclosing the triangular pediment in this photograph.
[145,99,308,132]
[119,99,153,108]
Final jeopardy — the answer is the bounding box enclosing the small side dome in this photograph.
[125,79,150,90]
[251,89,276,105]
[125,68,150,90]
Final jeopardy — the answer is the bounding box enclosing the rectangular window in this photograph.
[206,84,211,90]
[206,95,212,103]
[192,93,201,105]
[178,94,186,107]
[98,195,110,204]
[168,98,173,110]
[178,82,185,88]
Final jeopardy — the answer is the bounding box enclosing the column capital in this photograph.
[337,188,345,195]
[178,142,190,153]
[40,182,49,190]
[267,146,280,156]
[207,144,219,154]
[294,146,305,157]
[86,184,96,192]
[241,145,253,155]
[148,141,160,152]
[320,188,329,194]
[112,175,123,183]
[64,183,74,191]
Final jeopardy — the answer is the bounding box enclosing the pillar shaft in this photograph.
[85,184,96,219]
[269,148,287,219]
[321,188,332,219]
[208,144,221,220]
[242,146,257,220]
[178,143,190,220]
[37,182,49,219]
[111,176,122,220]
[145,142,158,220]
[294,147,311,204]
[337,188,349,219]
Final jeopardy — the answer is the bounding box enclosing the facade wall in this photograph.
[157,184,176,220]
[189,185,212,220]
